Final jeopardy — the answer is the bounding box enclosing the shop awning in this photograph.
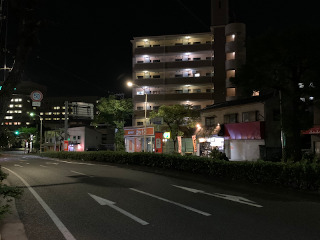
[301,127,320,135]
[224,121,265,140]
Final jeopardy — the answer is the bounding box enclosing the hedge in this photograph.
[40,151,320,191]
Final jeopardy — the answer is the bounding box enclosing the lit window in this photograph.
[226,88,236,97]
[226,52,235,60]
[226,70,235,78]
[4,116,13,119]
[252,91,259,96]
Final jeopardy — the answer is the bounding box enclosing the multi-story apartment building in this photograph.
[125,0,246,153]
[129,0,246,126]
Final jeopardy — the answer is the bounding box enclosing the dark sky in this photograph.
[5,0,318,97]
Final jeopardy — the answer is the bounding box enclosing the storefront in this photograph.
[124,126,155,152]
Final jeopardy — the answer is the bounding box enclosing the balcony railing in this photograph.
[134,76,213,86]
[133,59,214,71]
[133,92,214,102]
[133,43,214,55]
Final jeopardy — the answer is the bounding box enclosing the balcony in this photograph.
[133,59,214,71]
[133,43,214,55]
[134,76,213,87]
[133,92,214,102]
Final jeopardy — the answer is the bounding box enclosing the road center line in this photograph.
[130,188,211,216]
[3,167,77,240]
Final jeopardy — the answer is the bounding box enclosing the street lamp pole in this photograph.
[40,117,43,153]
[127,81,148,152]
[144,92,147,152]
[30,113,43,153]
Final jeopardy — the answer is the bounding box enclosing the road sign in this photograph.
[30,90,43,102]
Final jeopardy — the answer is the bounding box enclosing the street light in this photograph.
[127,81,148,152]
[30,112,43,153]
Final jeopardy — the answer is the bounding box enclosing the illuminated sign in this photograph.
[163,132,170,139]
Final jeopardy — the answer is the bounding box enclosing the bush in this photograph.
[40,151,320,191]
[0,167,23,220]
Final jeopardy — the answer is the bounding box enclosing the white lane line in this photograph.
[3,167,77,240]
[46,162,59,165]
[88,193,149,226]
[130,188,211,216]
[172,185,263,208]
[70,170,93,178]
[14,164,23,167]
[40,165,48,168]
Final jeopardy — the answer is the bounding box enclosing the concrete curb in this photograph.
[0,180,28,240]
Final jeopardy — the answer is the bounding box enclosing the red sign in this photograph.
[155,132,163,153]
[301,127,320,135]
[124,127,154,136]
[30,90,43,102]
[64,140,69,151]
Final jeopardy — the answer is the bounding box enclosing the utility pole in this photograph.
[64,101,68,142]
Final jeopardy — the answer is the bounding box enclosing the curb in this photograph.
[0,180,28,240]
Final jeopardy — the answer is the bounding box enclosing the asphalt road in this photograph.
[1,152,320,240]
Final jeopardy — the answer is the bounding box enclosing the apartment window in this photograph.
[137,107,143,110]
[242,111,258,122]
[206,89,214,93]
[175,90,183,94]
[226,88,236,97]
[153,59,160,63]
[193,89,201,93]
[153,106,160,111]
[192,105,201,110]
[137,122,143,126]
[153,75,160,78]
[78,136,81,140]
[226,34,235,42]
[224,113,238,123]
[205,117,215,127]
[226,52,235,60]
[226,70,235,78]
[193,57,201,61]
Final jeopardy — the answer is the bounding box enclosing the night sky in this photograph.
[5,0,317,98]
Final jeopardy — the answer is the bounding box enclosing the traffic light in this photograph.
[14,130,20,135]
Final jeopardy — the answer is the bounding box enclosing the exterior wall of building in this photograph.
[199,97,282,161]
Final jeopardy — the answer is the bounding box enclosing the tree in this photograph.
[149,104,200,152]
[93,95,133,151]
[231,26,320,162]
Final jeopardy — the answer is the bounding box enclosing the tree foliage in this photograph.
[149,104,200,151]
[231,26,320,161]
[93,95,133,151]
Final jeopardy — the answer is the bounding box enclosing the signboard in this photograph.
[163,132,170,139]
[124,127,154,136]
[177,136,182,153]
[155,132,163,153]
[64,140,69,151]
[32,101,41,107]
[192,135,197,153]
[30,90,43,102]
[301,127,320,135]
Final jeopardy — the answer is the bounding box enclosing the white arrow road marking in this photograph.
[130,188,211,216]
[14,164,23,167]
[40,165,48,168]
[172,185,263,208]
[88,193,149,225]
[3,167,77,240]
[70,170,93,178]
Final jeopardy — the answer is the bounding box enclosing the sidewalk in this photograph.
[0,180,28,240]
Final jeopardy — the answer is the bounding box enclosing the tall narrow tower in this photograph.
[211,0,246,103]
[211,0,229,103]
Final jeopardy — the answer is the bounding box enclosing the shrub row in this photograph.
[40,151,320,191]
